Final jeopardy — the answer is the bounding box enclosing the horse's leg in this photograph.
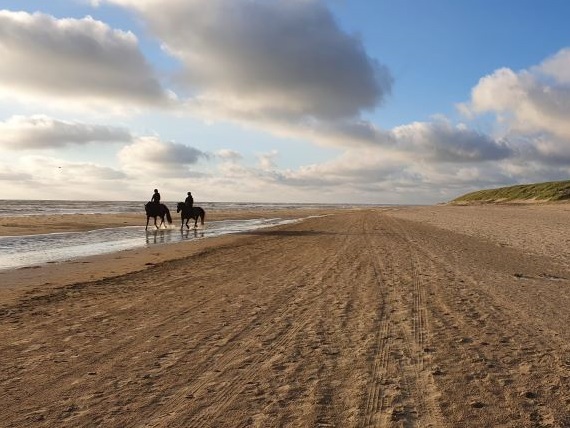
[194,217,198,228]
[158,215,164,229]
[154,216,158,229]
[180,214,184,230]
[145,216,150,231]
[185,218,190,229]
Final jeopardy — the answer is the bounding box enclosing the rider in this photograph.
[151,189,161,204]
[185,191,194,210]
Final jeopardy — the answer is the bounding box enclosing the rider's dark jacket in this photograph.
[151,192,161,204]
[185,195,193,207]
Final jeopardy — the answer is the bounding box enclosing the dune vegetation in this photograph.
[451,180,570,204]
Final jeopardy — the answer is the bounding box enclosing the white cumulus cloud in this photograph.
[461,48,570,141]
[0,115,132,149]
[0,10,172,109]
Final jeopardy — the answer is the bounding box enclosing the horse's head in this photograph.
[176,202,184,213]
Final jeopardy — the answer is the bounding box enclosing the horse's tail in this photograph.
[200,209,205,225]
[165,206,172,224]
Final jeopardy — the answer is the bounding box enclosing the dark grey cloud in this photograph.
[389,121,512,162]
[502,133,570,166]
[152,143,204,165]
[0,11,171,106]
[118,136,208,177]
[108,0,391,121]
[287,117,512,162]
[0,115,132,149]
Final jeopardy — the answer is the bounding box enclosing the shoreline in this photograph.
[0,207,355,237]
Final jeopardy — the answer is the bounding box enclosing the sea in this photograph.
[0,200,373,271]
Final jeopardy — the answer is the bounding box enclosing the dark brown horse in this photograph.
[144,202,172,230]
[176,202,205,229]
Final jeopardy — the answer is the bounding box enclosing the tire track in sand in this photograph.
[359,215,395,428]
[359,214,445,427]
[389,216,446,427]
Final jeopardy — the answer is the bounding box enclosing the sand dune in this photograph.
[1,206,569,427]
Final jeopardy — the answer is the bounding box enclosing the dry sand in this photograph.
[1,205,570,427]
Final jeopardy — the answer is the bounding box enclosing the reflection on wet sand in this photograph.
[181,228,205,239]
[145,228,205,244]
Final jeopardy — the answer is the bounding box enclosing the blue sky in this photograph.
[1,0,570,203]
[333,1,570,125]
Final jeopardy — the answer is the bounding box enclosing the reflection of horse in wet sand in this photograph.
[176,202,205,229]
[144,202,172,230]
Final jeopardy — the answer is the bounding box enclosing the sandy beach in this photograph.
[1,205,570,427]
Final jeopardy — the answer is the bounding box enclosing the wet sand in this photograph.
[0,207,334,237]
[1,205,570,427]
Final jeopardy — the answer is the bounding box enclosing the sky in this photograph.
[1,0,570,204]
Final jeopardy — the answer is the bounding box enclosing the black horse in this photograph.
[176,202,205,229]
[144,202,172,230]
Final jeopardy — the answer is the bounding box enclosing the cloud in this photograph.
[538,48,570,84]
[278,117,512,162]
[17,155,127,180]
[257,150,279,171]
[118,136,208,177]
[215,149,243,162]
[496,133,570,167]
[187,146,490,204]
[0,10,172,109]
[0,168,33,182]
[0,155,135,199]
[271,147,528,203]
[107,0,390,119]
[281,149,407,188]
[461,48,570,141]
[102,0,392,148]
[0,115,132,149]
[530,136,570,164]
[388,120,512,162]
[183,117,519,203]
[457,47,570,178]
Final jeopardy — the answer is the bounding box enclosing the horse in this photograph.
[176,202,205,229]
[144,202,172,230]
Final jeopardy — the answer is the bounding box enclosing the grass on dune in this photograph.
[451,180,570,204]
